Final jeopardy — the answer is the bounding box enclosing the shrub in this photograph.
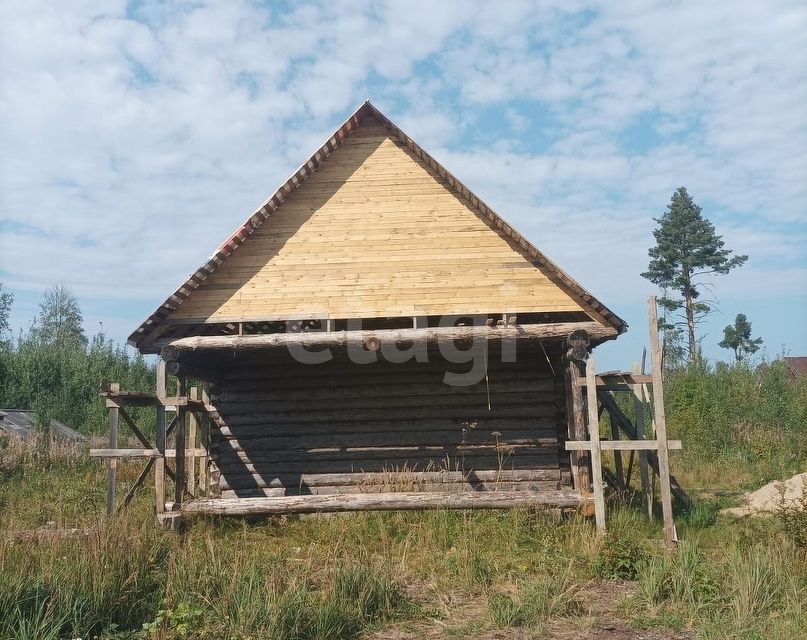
[593,534,647,581]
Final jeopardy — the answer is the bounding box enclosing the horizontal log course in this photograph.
[181,490,587,515]
[216,404,557,427]
[217,468,562,491]
[160,322,615,354]
[211,430,558,453]
[212,417,558,439]
[565,440,683,451]
[210,436,557,462]
[221,480,562,498]
[213,378,553,402]
[212,453,560,476]
[218,364,554,388]
[212,389,554,414]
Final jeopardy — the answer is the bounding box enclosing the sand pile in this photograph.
[721,472,807,517]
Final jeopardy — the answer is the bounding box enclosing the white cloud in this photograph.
[0,0,804,360]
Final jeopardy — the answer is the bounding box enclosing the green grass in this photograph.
[1,372,806,640]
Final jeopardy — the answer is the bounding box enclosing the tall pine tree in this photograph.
[642,187,747,364]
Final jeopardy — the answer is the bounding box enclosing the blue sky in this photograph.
[1,0,805,369]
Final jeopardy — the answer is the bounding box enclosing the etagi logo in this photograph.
[284,315,518,387]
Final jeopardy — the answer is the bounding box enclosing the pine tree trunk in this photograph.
[684,290,697,365]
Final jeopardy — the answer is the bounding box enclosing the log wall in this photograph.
[206,348,570,498]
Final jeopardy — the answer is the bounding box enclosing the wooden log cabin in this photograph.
[128,100,627,516]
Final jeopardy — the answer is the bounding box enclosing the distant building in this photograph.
[0,410,85,442]
[784,357,807,382]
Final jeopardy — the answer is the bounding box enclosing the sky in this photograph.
[0,0,805,370]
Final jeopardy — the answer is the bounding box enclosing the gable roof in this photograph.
[129,100,626,351]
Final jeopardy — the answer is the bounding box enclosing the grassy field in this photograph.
[1,362,805,639]
[1,435,805,640]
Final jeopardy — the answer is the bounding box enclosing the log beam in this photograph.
[181,490,587,516]
[157,322,617,354]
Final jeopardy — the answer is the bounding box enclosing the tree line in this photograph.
[0,283,154,435]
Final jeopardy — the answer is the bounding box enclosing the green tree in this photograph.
[0,283,13,405]
[719,313,763,362]
[642,187,747,364]
[0,282,12,345]
[36,283,87,349]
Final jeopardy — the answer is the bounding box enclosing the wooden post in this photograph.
[564,363,591,494]
[632,362,653,520]
[609,411,625,490]
[105,383,120,515]
[174,375,187,507]
[647,296,677,546]
[188,387,198,497]
[200,383,211,495]
[585,358,606,534]
[154,360,167,514]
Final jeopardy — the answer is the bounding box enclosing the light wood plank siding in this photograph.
[168,115,584,323]
[207,351,568,497]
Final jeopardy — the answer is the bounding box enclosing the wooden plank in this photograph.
[585,358,606,535]
[632,361,652,520]
[647,297,677,547]
[182,490,586,516]
[154,360,167,514]
[105,395,205,409]
[92,448,161,459]
[565,440,682,451]
[105,404,119,515]
[609,412,625,490]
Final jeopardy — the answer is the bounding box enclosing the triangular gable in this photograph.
[129,101,625,350]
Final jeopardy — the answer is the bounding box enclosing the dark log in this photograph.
[213,378,553,402]
[211,416,558,439]
[212,453,560,476]
[217,468,561,491]
[221,480,561,498]
[210,430,558,452]
[212,390,555,414]
[217,404,557,427]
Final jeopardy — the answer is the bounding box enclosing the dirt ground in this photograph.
[368,582,693,640]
